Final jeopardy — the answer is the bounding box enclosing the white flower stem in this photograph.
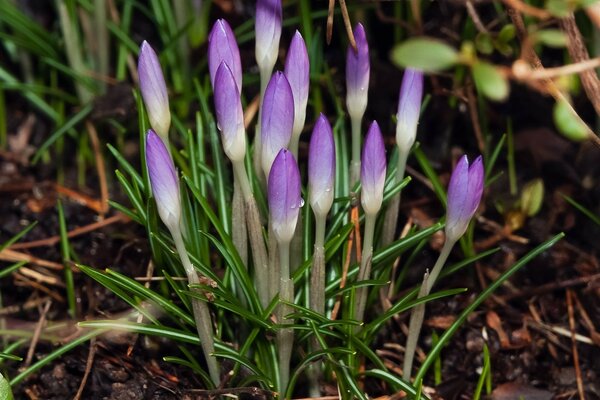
[277,241,294,393]
[232,177,248,268]
[307,217,326,397]
[403,237,456,379]
[233,161,270,308]
[349,116,362,188]
[170,224,220,385]
[310,216,327,316]
[381,149,409,247]
[354,212,376,326]
[289,125,302,159]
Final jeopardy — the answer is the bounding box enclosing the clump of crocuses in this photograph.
[133,5,491,396]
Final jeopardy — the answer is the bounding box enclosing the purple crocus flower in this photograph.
[346,23,370,120]
[268,149,302,244]
[145,129,180,229]
[445,155,484,241]
[361,121,386,215]
[214,62,246,163]
[396,69,423,153]
[208,19,242,90]
[308,114,335,218]
[255,0,282,74]
[138,41,171,139]
[284,31,309,138]
[261,71,294,178]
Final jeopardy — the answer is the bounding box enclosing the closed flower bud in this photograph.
[308,114,335,218]
[396,68,423,153]
[208,19,242,90]
[255,0,282,75]
[214,62,246,163]
[261,71,294,178]
[445,155,484,242]
[268,149,302,244]
[361,121,386,215]
[138,41,171,139]
[346,23,370,121]
[284,31,309,138]
[145,129,181,229]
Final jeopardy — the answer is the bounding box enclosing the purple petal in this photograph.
[284,31,309,136]
[214,62,246,162]
[138,41,171,137]
[255,0,282,71]
[308,114,335,217]
[466,156,484,216]
[261,71,295,178]
[146,129,180,228]
[446,155,485,240]
[346,23,370,118]
[268,149,302,243]
[361,121,386,214]
[208,19,242,90]
[396,68,423,152]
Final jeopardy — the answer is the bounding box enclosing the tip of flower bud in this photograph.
[268,149,302,244]
[346,23,370,120]
[261,71,295,178]
[255,0,283,73]
[396,68,424,153]
[208,19,242,91]
[361,121,386,215]
[138,41,171,138]
[145,129,180,229]
[214,62,246,163]
[284,30,309,137]
[309,114,335,217]
[445,155,484,241]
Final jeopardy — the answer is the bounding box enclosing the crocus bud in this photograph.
[138,41,171,139]
[255,0,282,75]
[268,149,302,244]
[309,114,335,218]
[361,121,386,215]
[445,155,484,242]
[261,71,294,179]
[396,69,423,153]
[346,23,370,121]
[145,129,180,229]
[284,31,309,138]
[208,19,242,90]
[214,62,246,163]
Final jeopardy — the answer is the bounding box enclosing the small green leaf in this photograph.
[533,29,568,48]
[520,179,544,217]
[545,0,573,16]
[498,24,516,43]
[0,373,13,400]
[472,61,509,101]
[553,99,591,141]
[475,33,494,55]
[391,38,459,72]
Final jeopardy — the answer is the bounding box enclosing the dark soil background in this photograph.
[1,1,600,399]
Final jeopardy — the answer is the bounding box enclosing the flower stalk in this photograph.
[268,149,302,393]
[354,122,386,325]
[145,130,219,385]
[403,155,484,378]
[381,69,424,247]
[346,24,370,187]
